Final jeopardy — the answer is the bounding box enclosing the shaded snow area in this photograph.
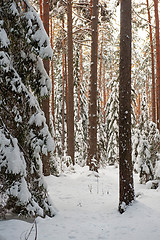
[0,166,160,240]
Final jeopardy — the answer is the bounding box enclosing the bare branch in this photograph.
[72,9,91,23]
[73,39,91,47]
[133,9,156,28]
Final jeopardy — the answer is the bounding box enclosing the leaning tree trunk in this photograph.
[67,0,75,165]
[119,0,134,213]
[88,0,98,171]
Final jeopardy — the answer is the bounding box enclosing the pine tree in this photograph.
[0,0,56,218]
[153,0,160,130]
[148,121,160,169]
[146,0,156,123]
[41,0,51,176]
[119,0,134,213]
[88,0,98,171]
[105,80,119,166]
[133,95,160,184]
[67,0,75,165]
[136,134,153,184]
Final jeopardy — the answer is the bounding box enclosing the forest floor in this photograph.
[0,165,160,240]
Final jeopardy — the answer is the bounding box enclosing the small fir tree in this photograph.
[134,95,154,183]
[105,80,119,165]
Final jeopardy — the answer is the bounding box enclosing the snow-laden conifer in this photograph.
[105,79,119,165]
[133,95,154,183]
[0,0,56,218]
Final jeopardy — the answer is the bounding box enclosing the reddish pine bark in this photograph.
[153,0,160,130]
[103,62,106,123]
[50,18,55,125]
[78,45,83,122]
[67,0,75,165]
[39,0,43,20]
[146,0,156,123]
[62,18,65,153]
[42,0,50,176]
[99,36,103,111]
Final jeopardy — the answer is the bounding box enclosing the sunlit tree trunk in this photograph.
[39,0,43,20]
[103,62,106,123]
[138,92,141,121]
[42,0,50,176]
[153,0,160,130]
[62,18,65,154]
[146,0,156,123]
[119,0,134,213]
[67,0,75,164]
[50,17,55,125]
[88,0,98,171]
[99,35,103,112]
[78,45,83,122]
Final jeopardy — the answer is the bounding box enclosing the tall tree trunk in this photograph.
[146,0,156,123]
[39,0,43,20]
[65,52,68,150]
[99,35,103,112]
[119,0,134,213]
[103,62,106,123]
[67,0,75,165]
[137,92,141,122]
[88,0,98,171]
[78,45,83,122]
[42,0,50,176]
[153,0,160,130]
[50,17,55,125]
[62,18,65,154]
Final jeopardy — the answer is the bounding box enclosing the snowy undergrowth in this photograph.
[0,165,160,240]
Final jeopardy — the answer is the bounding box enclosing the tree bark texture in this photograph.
[62,18,65,153]
[154,0,160,130]
[146,0,156,123]
[67,0,75,164]
[103,62,106,123]
[39,0,43,20]
[42,0,50,176]
[42,0,50,126]
[99,36,103,111]
[50,18,55,125]
[78,45,83,122]
[88,0,98,171]
[119,0,134,213]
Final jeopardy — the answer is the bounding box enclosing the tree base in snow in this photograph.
[0,211,35,223]
[119,200,134,214]
[146,180,160,189]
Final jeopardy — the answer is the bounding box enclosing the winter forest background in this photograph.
[0,0,160,239]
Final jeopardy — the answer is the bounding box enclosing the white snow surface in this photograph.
[0,165,160,240]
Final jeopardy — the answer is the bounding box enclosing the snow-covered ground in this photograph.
[0,165,160,240]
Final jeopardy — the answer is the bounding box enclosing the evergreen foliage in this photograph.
[105,80,119,165]
[0,0,56,218]
[133,94,160,184]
